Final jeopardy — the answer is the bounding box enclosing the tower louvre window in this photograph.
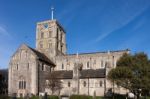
[48,43,52,48]
[39,42,43,48]
[41,32,44,38]
[49,31,52,37]
[44,23,48,28]
[61,45,63,52]
[61,33,63,42]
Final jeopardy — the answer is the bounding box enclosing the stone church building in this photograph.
[8,18,129,97]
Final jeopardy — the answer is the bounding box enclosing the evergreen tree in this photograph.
[108,52,150,98]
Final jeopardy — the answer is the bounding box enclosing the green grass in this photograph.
[69,95,104,99]
[0,95,149,99]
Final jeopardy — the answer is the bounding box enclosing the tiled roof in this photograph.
[52,69,106,79]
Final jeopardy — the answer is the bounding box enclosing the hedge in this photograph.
[48,95,59,99]
[0,95,11,99]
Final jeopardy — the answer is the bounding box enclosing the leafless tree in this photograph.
[46,71,62,95]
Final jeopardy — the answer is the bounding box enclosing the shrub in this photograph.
[29,96,39,99]
[48,95,59,99]
[70,95,92,99]
[113,94,126,99]
[0,95,11,99]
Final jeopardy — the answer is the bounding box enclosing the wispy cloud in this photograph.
[93,4,150,44]
[0,25,10,36]
[0,25,14,68]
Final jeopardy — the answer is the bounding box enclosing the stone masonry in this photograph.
[8,19,129,97]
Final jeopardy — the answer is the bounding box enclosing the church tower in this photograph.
[36,8,67,60]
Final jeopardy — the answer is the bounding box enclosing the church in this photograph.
[8,9,129,97]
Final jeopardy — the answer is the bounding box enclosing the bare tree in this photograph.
[46,71,62,95]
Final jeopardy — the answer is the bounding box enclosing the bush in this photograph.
[70,95,97,99]
[0,95,11,99]
[113,94,126,99]
[29,95,59,99]
[29,96,39,99]
[48,95,59,99]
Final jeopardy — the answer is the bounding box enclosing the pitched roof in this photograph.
[52,70,73,79]
[13,44,55,66]
[80,69,106,78]
[68,49,130,56]
[28,46,55,66]
[52,69,106,79]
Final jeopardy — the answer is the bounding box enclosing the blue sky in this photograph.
[0,0,150,68]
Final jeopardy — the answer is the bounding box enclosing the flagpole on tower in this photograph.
[51,6,54,20]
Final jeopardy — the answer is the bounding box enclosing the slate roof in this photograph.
[52,69,106,79]
[68,49,130,56]
[53,70,73,79]
[80,69,106,78]
[28,46,55,66]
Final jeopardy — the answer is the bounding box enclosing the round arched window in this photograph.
[68,82,71,87]
[100,81,103,87]
[83,81,86,87]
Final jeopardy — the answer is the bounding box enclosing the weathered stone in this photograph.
[8,19,130,97]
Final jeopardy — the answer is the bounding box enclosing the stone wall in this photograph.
[8,45,37,97]
[55,50,129,71]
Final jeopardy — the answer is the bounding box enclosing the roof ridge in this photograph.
[68,49,130,56]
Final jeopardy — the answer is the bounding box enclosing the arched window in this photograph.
[23,81,26,89]
[94,60,96,64]
[18,76,26,90]
[41,32,44,38]
[39,41,43,48]
[101,60,103,67]
[113,56,115,67]
[19,81,26,89]
[62,64,64,69]
[42,63,44,71]
[68,82,71,87]
[27,63,29,70]
[19,81,21,89]
[100,81,103,87]
[87,62,89,68]
[16,64,18,70]
[48,43,52,48]
[61,45,63,52]
[49,31,52,37]
[83,81,86,87]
